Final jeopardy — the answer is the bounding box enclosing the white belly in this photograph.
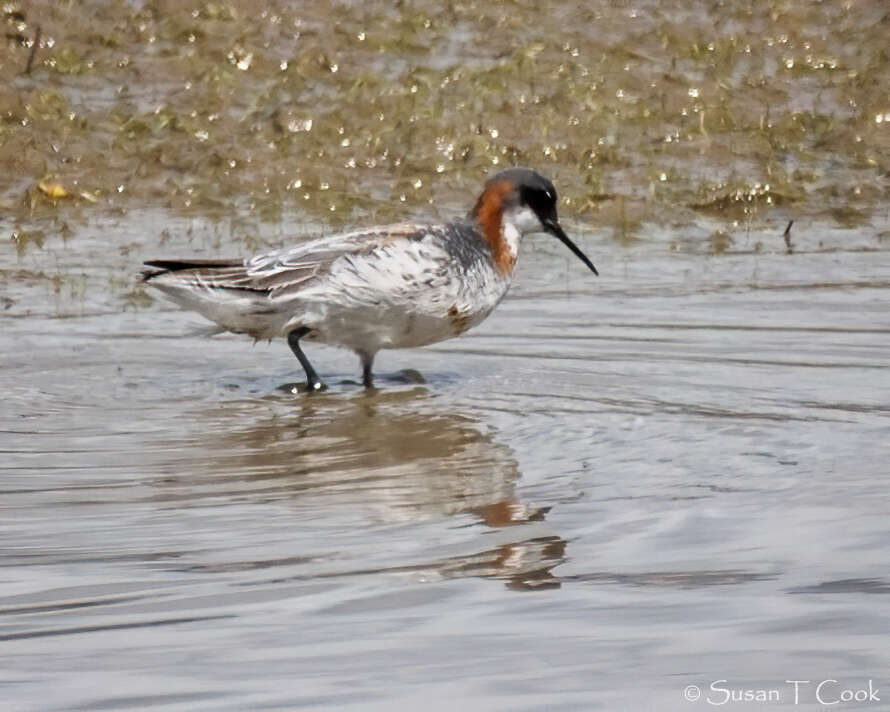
[297,302,477,350]
[284,261,511,352]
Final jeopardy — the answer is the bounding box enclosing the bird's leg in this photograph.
[359,351,375,389]
[287,327,325,392]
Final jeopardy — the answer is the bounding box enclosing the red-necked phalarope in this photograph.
[143,168,598,391]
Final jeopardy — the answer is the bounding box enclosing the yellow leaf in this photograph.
[37,180,69,199]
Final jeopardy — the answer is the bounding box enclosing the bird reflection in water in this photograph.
[154,386,566,589]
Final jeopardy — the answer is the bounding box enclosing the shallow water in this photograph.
[3,207,890,710]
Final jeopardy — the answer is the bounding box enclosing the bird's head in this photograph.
[470,168,598,276]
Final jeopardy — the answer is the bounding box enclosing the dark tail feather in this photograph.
[142,258,243,282]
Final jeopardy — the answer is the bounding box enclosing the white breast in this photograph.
[284,233,512,352]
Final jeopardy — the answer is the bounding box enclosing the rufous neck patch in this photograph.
[472,180,514,275]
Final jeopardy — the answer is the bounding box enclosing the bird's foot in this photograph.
[277,380,328,394]
[304,380,327,394]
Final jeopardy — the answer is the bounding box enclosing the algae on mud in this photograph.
[1,0,888,251]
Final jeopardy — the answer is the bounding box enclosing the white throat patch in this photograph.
[501,204,543,259]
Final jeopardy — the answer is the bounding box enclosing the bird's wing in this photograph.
[142,258,258,291]
[144,223,453,300]
[245,223,429,298]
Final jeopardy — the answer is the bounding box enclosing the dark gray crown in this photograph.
[487,168,558,221]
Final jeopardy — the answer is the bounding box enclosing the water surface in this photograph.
[3,209,890,710]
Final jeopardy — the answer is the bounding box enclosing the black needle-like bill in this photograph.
[543,218,598,275]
